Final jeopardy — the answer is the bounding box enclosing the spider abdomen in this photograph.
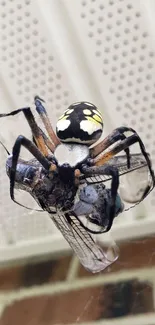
[56,102,103,145]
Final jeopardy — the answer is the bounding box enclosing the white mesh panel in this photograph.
[0,0,155,262]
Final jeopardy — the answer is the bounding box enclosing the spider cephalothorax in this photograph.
[56,102,103,145]
[0,96,154,273]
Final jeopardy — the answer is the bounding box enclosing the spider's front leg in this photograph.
[0,106,54,154]
[9,135,56,203]
[34,96,60,147]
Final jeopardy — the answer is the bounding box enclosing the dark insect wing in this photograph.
[51,211,118,273]
[81,153,154,205]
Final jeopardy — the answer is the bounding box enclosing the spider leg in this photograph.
[90,126,132,157]
[91,132,155,197]
[33,127,55,153]
[93,134,137,166]
[90,126,143,168]
[79,164,119,233]
[23,107,52,155]
[0,140,10,155]
[34,96,60,148]
[9,135,56,202]
[0,107,54,155]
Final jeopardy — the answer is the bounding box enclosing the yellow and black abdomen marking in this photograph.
[56,102,103,145]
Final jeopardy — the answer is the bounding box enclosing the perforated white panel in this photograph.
[0,0,155,263]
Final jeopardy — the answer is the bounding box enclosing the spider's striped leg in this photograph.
[90,126,142,168]
[90,127,137,158]
[9,135,56,202]
[22,107,54,155]
[80,164,119,233]
[0,107,54,155]
[92,134,137,166]
[91,126,132,156]
[91,133,155,197]
[33,127,55,153]
[34,96,60,148]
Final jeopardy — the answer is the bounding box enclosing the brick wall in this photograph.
[0,236,155,325]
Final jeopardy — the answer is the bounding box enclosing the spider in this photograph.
[0,96,154,273]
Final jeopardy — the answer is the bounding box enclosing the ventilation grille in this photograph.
[0,0,155,260]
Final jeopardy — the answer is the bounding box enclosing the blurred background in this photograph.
[0,0,155,324]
